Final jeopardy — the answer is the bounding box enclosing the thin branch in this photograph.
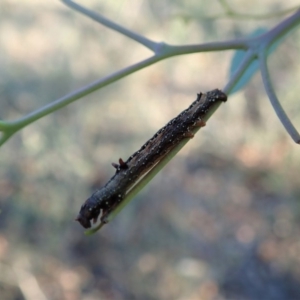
[2,38,247,139]
[259,51,300,143]
[61,0,248,56]
[61,0,158,51]
[0,120,10,130]
[261,9,300,49]
[164,38,247,56]
[4,55,161,131]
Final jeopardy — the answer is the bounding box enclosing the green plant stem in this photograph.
[61,0,158,51]
[252,9,300,50]
[259,51,300,143]
[0,41,246,146]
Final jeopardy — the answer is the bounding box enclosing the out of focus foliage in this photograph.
[0,0,300,299]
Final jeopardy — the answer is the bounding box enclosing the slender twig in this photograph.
[0,40,247,146]
[259,51,300,143]
[61,0,158,51]
[261,9,300,49]
[0,120,10,130]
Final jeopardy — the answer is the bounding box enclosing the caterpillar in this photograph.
[76,89,227,229]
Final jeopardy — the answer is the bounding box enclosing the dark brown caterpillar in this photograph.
[76,89,227,228]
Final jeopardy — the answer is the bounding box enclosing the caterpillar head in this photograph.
[76,201,101,229]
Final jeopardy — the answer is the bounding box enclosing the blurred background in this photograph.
[1,0,300,299]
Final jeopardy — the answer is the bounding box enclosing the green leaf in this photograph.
[229,28,279,94]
